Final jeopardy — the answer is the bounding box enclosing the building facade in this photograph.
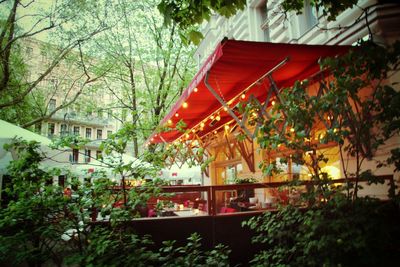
[22,38,122,164]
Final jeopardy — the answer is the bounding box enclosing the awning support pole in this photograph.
[204,71,253,139]
[204,57,290,140]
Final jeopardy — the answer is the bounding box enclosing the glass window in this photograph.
[49,99,56,111]
[85,128,92,139]
[60,124,68,136]
[97,129,102,139]
[72,149,79,163]
[73,126,80,136]
[48,123,55,137]
[84,149,91,163]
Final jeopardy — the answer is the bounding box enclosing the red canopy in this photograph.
[149,40,350,144]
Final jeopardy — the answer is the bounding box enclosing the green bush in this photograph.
[244,194,400,267]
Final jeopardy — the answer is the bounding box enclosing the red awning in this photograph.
[149,40,350,144]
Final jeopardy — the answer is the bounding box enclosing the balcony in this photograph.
[50,111,111,127]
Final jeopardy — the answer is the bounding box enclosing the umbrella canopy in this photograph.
[0,119,70,174]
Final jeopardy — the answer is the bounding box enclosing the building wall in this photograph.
[22,38,122,164]
[195,0,400,186]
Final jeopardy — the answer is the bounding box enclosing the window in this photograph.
[35,123,41,134]
[107,110,113,119]
[84,149,91,163]
[49,78,58,88]
[60,124,68,136]
[96,150,102,159]
[58,175,66,187]
[85,128,92,139]
[86,109,93,117]
[72,149,79,163]
[41,50,47,61]
[107,130,112,138]
[298,0,318,37]
[97,129,102,139]
[49,99,56,111]
[73,126,80,136]
[48,123,55,137]
[26,47,33,56]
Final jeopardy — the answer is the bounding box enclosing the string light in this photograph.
[210,115,215,120]
[213,130,217,135]
[241,93,246,99]
[271,100,275,106]
[216,114,221,121]
[290,128,295,133]
[182,102,188,108]
[200,122,205,128]
[175,113,179,117]
[223,106,228,111]
[168,119,172,125]
[224,124,230,130]
[151,138,154,142]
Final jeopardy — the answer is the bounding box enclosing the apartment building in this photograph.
[22,38,122,164]
[195,0,400,65]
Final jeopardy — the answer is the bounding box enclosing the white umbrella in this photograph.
[0,119,71,178]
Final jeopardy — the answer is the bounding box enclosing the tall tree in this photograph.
[93,0,195,157]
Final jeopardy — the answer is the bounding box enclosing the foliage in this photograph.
[0,137,230,266]
[158,0,362,44]
[255,40,400,199]
[281,0,359,21]
[158,0,246,44]
[0,139,68,266]
[159,233,231,267]
[0,0,111,127]
[243,193,400,267]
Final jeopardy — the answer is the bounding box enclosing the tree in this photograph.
[0,0,111,127]
[93,0,195,157]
